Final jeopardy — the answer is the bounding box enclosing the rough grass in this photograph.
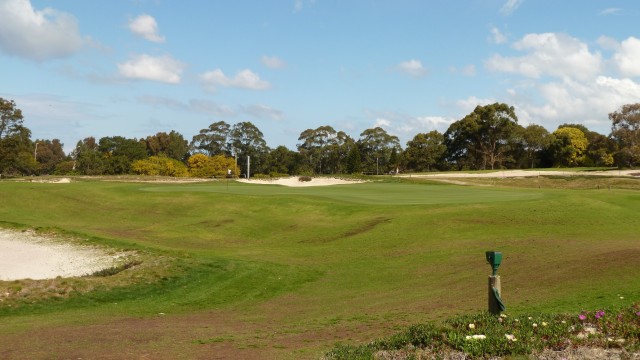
[0,176,639,358]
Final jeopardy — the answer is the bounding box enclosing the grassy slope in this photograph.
[0,178,639,358]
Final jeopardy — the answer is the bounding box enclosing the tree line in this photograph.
[1,98,639,178]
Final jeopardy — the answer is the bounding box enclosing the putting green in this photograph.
[141,181,544,205]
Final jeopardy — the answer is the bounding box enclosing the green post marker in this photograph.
[486,251,506,315]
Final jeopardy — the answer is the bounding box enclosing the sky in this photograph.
[1,0,640,154]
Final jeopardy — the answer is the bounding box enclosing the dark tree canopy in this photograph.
[610,103,640,167]
[444,103,518,170]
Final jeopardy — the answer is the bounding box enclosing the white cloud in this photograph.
[242,104,284,120]
[364,110,454,144]
[599,8,622,16]
[128,14,165,43]
[200,69,271,91]
[500,0,523,15]
[137,96,234,116]
[0,0,83,61]
[293,0,316,13]
[597,35,620,51]
[486,32,602,81]
[450,64,476,76]
[514,76,640,131]
[374,118,391,128]
[397,59,427,77]
[118,54,184,84]
[490,26,507,44]
[455,96,496,114]
[613,37,640,77]
[261,55,287,69]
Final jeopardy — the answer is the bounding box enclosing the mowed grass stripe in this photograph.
[141,181,545,205]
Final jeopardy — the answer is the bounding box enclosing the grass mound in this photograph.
[325,304,640,359]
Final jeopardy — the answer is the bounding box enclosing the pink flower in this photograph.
[579,314,587,321]
[595,310,605,319]
[636,311,640,316]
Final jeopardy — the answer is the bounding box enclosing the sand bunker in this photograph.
[236,176,364,187]
[0,229,118,281]
[402,169,640,179]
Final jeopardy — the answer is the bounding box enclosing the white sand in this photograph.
[401,169,639,179]
[236,176,365,187]
[0,229,118,281]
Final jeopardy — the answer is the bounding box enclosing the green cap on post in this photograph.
[486,251,502,276]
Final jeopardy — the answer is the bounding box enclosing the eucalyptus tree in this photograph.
[444,103,519,170]
[228,121,269,176]
[297,125,338,174]
[98,136,148,174]
[358,127,401,174]
[403,130,446,172]
[190,121,231,156]
[145,131,189,161]
[0,98,36,176]
[74,137,105,175]
[34,139,66,175]
[521,124,552,168]
[609,103,640,167]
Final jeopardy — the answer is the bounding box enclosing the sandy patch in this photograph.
[0,229,119,281]
[401,169,640,179]
[236,176,365,187]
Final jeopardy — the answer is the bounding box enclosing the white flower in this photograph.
[514,319,519,322]
[561,320,566,324]
[505,334,517,341]
[500,314,508,318]
[542,322,548,327]
[465,334,486,341]
[532,323,538,327]
[528,316,533,320]
[468,323,476,329]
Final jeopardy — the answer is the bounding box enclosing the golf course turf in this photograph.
[0,176,639,359]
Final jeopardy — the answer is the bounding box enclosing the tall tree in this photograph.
[145,131,189,161]
[0,98,24,140]
[98,136,148,174]
[609,103,640,167]
[550,127,588,167]
[521,124,552,168]
[190,121,231,156]
[74,137,105,175]
[444,103,519,170]
[228,122,269,176]
[34,139,66,175]
[265,145,301,175]
[297,126,338,174]
[0,99,35,176]
[403,131,446,172]
[358,127,401,174]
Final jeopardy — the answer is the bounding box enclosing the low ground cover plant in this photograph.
[325,304,640,359]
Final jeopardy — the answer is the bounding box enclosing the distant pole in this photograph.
[247,156,250,179]
[376,156,379,175]
[34,142,39,160]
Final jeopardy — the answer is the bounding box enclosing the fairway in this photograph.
[141,181,544,205]
[0,178,639,359]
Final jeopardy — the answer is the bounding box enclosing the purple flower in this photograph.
[636,311,640,317]
[595,310,605,319]
[579,314,587,321]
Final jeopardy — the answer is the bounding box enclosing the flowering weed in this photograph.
[325,303,640,359]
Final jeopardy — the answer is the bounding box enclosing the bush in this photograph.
[298,176,312,182]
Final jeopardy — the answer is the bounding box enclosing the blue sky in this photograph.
[1,0,640,153]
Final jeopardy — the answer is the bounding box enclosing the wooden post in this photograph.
[488,275,501,315]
